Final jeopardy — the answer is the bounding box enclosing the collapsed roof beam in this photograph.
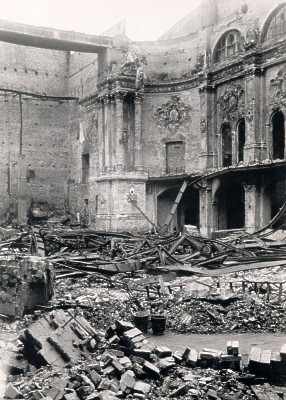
[0,19,113,53]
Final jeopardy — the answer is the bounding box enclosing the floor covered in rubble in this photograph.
[1,223,286,399]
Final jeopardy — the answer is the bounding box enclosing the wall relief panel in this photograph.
[269,67,286,110]
[217,84,244,122]
[153,95,192,132]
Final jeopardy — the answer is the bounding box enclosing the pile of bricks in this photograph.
[248,344,286,382]
[5,312,286,399]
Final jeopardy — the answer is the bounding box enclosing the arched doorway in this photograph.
[157,186,199,231]
[237,119,245,162]
[221,123,232,167]
[215,180,245,230]
[272,111,285,159]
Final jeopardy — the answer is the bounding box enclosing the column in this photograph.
[134,92,144,171]
[243,183,259,233]
[199,180,213,237]
[115,92,125,170]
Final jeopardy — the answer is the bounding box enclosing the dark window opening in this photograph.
[221,123,232,167]
[82,153,90,184]
[272,111,285,160]
[238,119,245,162]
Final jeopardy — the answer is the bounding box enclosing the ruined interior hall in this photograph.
[1,0,286,236]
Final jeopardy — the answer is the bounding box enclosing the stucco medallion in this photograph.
[153,96,192,131]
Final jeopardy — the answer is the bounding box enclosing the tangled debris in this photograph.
[2,223,286,398]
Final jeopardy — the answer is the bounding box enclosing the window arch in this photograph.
[262,3,286,42]
[213,30,241,64]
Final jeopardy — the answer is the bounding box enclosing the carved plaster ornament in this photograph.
[135,64,146,90]
[217,84,244,121]
[269,67,286,109]
[153,96,192,132]
[81,112,98,145]
[200,118,207,133]
[120,49,138,75]
[245,98,255,123]
[243,28,259,50]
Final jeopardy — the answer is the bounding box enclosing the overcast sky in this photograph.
[0,0,199,41]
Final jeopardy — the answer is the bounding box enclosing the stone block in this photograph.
[119,370,135,392]
[143,361,160,379]
[155,346,172,358]
[134,381,151,395]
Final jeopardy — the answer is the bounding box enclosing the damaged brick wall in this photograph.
[0,255,54,318]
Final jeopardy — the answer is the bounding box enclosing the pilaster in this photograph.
[114,92,125,170]
[134,92,144,171]
[198,84,216,170]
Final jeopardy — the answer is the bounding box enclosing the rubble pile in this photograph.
[52,275,286,335]
[6,312,286,400]
[167,296,286,334]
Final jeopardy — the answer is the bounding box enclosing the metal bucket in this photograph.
[151,314,166,335]
[133,311,150,333]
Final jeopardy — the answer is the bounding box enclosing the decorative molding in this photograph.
[217,84,244,121]
[243,28,259,51]
[153,95,192,132]
[200,118,207,133]
[245,98,255,123]
[269,66,286,109]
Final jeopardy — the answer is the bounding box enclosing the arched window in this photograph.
[237,119,245,162]
[263,4,286,41]
[213,30,241,63]
[221,123,232,167]
[272,111,285,160]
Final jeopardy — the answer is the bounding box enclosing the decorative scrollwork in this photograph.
[153,95,192,132]
[243,28,259,51]
[269,67,286,109]
[217,84,244,121]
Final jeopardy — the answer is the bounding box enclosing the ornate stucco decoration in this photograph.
[245,98,255,124]
[217,84,244,122]
[243,28,259,51]
[269,68,286,110]
[153,96,192,132]
[120,50,147,90]
[200,118,207,133]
